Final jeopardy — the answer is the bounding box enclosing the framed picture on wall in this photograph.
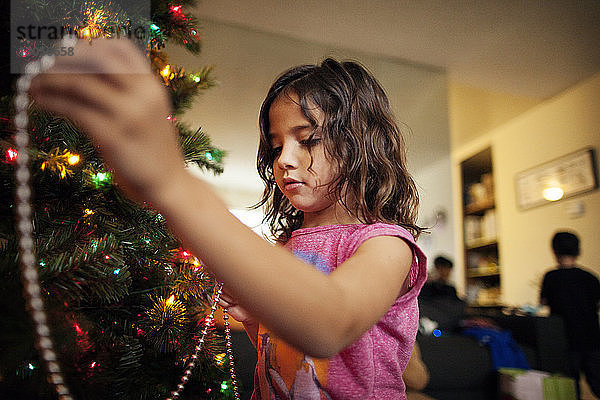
[515,147,598,210]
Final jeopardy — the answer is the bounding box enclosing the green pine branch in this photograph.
[179,124,225,174]
[170,65,217,114]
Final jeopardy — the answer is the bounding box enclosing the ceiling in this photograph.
[195,0,600,100]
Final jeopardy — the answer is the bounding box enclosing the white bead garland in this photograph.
[223,308,241,399]
[166,284,241,400]
[14,36,77,400]
[16,35,241,400]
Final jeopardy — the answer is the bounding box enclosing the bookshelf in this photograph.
[460,147,501,306]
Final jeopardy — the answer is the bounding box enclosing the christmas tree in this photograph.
[1,1,236,399]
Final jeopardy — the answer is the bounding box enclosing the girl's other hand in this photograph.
[29,38,187,206]
[218,288,259,347]
[218,288,256,325]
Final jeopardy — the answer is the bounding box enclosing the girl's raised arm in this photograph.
[30,39,413,358]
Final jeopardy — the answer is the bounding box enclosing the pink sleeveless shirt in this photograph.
[251,223,427,400]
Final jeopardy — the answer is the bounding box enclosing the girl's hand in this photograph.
[218,288,256,325]
[218,288,259,347]
[29,38,187,206]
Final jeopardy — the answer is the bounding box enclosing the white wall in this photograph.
[415,155,456,273]
[451,72,600,305]
[166,18,453,259]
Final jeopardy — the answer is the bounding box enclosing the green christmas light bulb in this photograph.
[90,171,112,188]
[220,380,229,392]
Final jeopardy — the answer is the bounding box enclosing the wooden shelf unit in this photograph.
[460,147,502,306]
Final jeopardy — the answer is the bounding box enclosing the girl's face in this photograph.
[268,93,344,225]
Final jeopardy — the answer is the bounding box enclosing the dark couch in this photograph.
[418,314,571,400]
[229,314,571,400]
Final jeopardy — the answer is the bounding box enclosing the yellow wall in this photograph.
[448,82,540,149]
[450,72,600,306]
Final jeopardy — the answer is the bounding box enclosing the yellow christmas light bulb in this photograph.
[166,294,175,306]
[84,208,95,216]
[161,65,171,78]
[214,353,226,366]
[68,154,80,165]
[40,149,81,179]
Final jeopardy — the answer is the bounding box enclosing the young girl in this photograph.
[30,39,427,399]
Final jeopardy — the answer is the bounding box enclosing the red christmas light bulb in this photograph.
[170,5,183,14]
[5,148,18,162]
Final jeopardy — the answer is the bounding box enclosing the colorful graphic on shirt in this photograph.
[255,249,332,399]
[256,329,331,400]
[293,250,332,275]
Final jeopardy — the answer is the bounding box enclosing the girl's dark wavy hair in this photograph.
[255,58,422,243]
